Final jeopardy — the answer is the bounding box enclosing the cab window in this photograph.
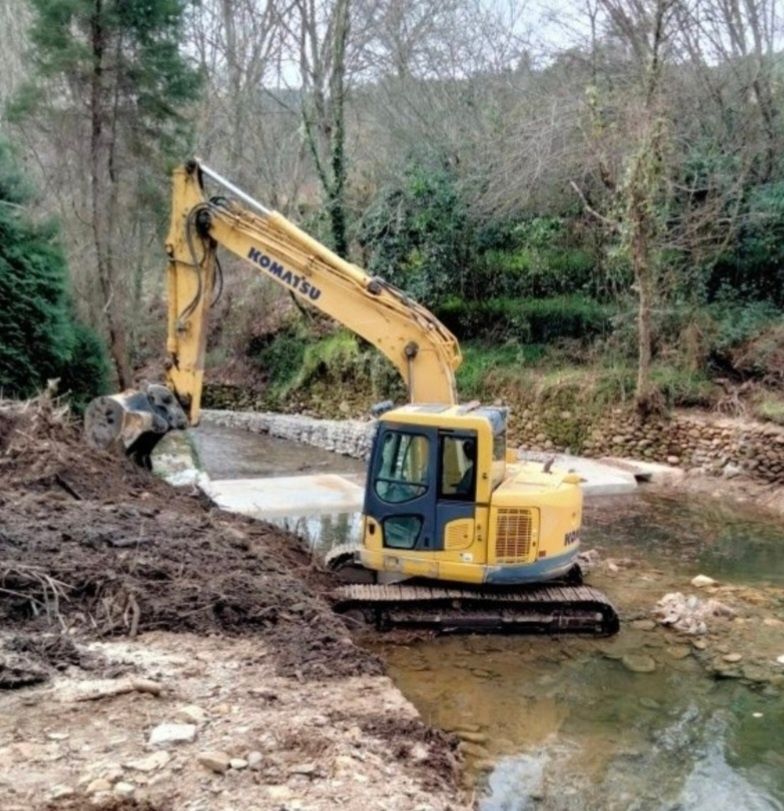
[373,431,430,503]
[440,435,476,500]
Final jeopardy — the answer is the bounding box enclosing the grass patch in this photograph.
[753,395,784,426]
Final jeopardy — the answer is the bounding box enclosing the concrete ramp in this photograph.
[598,457,685,486]
[519,452,638,496]
[204,474,365,519]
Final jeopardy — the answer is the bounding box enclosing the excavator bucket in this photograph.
[84,384,187,469]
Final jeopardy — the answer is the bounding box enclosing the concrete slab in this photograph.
[598,457,685,486]
[203,474,365,519]
[519,451,638,496]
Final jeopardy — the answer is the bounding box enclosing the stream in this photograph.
[191,424,784,811]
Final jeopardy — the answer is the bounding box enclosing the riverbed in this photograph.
[191,424,784,810]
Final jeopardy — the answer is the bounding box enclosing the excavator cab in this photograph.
[361,404,514,582]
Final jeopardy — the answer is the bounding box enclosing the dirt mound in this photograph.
[0,397,381,681]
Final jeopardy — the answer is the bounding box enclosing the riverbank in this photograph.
[201,407,784,519]
[0,399,465,810]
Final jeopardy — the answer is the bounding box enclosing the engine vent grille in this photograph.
[495,508,533,562]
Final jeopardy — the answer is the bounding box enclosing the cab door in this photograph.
[364,424,438,551]
[436,431,477,553]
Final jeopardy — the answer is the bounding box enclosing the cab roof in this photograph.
[380,402,508,434]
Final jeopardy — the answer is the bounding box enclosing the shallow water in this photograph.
[377,494,784,810]
[193,424,784,810]
[191,423,366,480]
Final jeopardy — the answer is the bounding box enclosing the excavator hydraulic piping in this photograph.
[195,159,271,218]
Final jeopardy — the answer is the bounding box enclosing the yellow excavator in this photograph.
[85,160,618,635]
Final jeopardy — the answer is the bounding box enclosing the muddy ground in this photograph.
[0,399,464,810]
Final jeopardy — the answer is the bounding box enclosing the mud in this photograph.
[0,398,466,808]
[0,398,379,682]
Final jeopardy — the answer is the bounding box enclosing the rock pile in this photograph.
[653,592,736,635]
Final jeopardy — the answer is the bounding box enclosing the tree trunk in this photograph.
[633,236,655,413]
[89,0,131,389]
[327,0,350,258]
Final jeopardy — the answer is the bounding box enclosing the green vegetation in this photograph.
[0,140,109,407]
[248,323,404,409]
[437,296,615,344]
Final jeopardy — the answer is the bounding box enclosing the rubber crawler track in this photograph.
[332,583,620,636]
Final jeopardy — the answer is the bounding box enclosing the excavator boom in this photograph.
[165,161,460,423]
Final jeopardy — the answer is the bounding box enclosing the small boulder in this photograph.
[148,723,197,746]
[125,751,171,772]
[621,654,657,674]
[630,619,656,631]
[691,574,717,588]
[86,778,112,795]
[197,751,230,774]
[723,652,743,663]
[247,751,263,771]
[175,705,208,724]
[114,782,135,798]
[229,758,248,770]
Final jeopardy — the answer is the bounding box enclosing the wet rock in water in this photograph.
[197,751,231,774]
[723,652,743,663]
[630,619,657,631]
[666,645,692,660]
[451,723,481,734]
[456,730,488,744]
[577,548,601,572]
[691,574,717,588]
[742,664,769,683]
[148,723,197,746]
[653,592,735,635]
[621,654,657,674]
[459,741,491,759]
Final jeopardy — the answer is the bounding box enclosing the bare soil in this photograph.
[0,398,465,810]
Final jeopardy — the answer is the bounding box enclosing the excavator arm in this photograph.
[85,160,461,461]
[166,161,460,423]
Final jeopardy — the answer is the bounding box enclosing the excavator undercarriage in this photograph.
[332,582,620,636]
[325,546,619,636]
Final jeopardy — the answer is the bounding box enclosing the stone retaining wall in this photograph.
[201,409,377,459]
[515,407,784,484]
[204,406,784,485]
